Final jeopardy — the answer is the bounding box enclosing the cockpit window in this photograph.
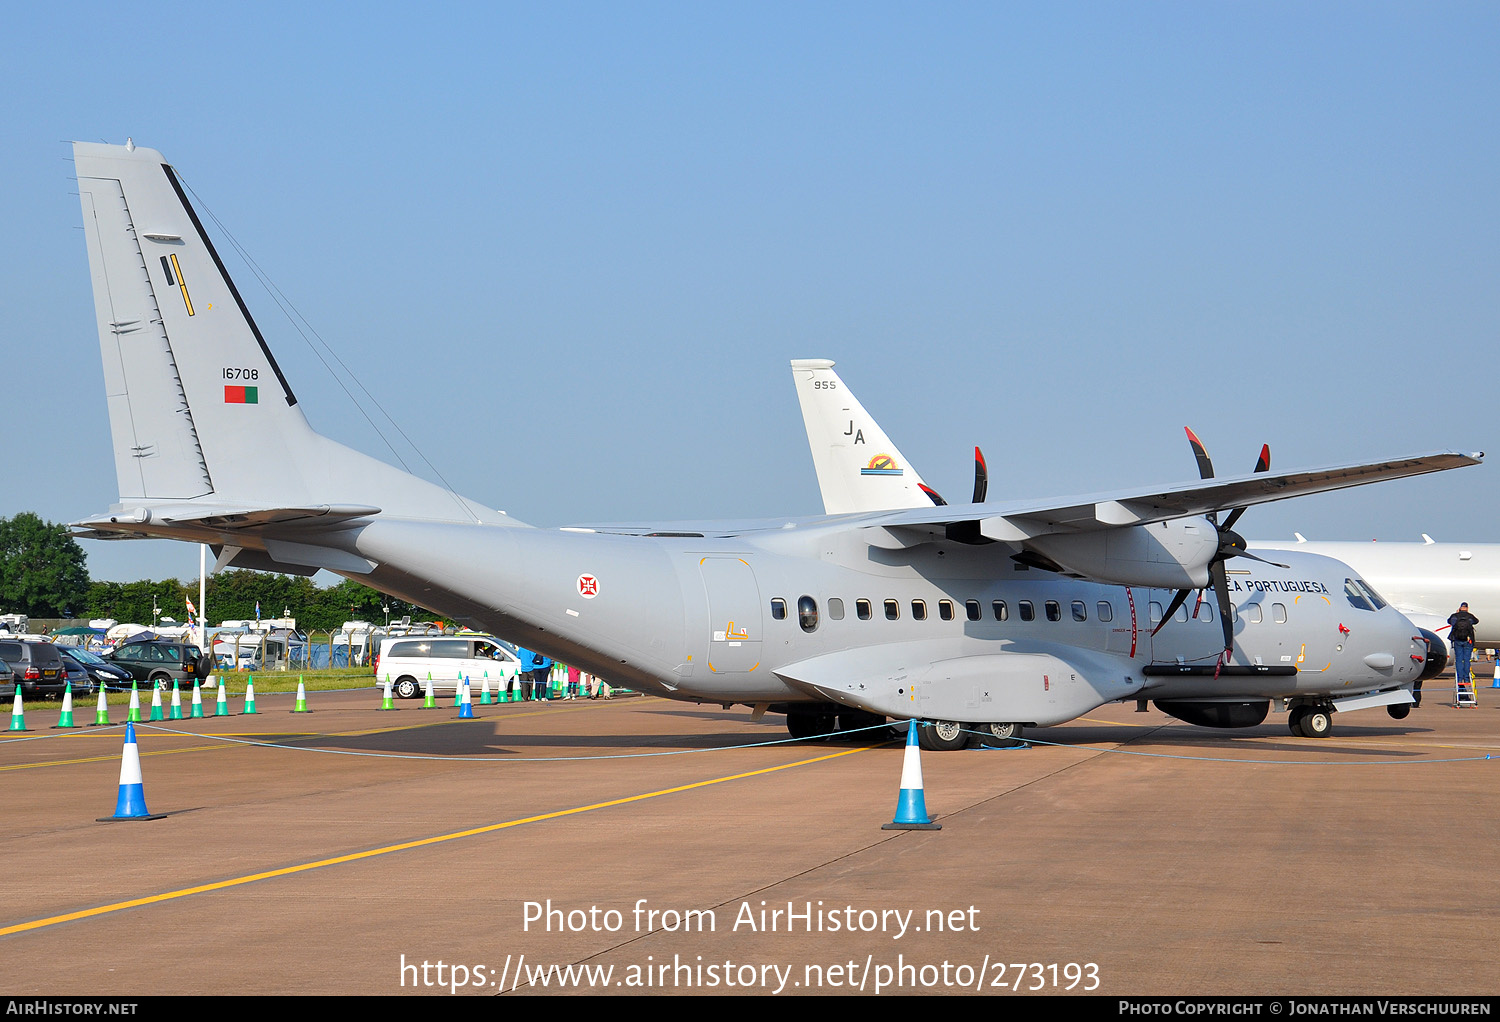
[1355,579,1387,610]
[1344,578,1375,612]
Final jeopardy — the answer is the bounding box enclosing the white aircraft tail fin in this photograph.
[790,359,932,514]
[73,141,504,526]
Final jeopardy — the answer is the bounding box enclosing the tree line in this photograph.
[0,512,433,632]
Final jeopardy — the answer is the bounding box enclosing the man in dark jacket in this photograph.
[1448,603,1480,697]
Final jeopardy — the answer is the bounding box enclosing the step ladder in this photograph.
[1456,675,1478,708]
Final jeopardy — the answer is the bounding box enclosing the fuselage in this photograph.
[343,517,1430,725]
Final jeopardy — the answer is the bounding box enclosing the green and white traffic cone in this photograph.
[379,676,395,711]
[292,677,309,713]
[422,674,436,709]
[243,676,258,715]
[94,682,111,726]
[189,681,205,719]
[168,681,184,720]
[128,681,141,722]
[54,682,76,728]
[480,672,493,705]
[9,689,27,732]
[215,680,230,717]
[148,685,165,722]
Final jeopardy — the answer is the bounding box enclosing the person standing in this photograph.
[531,650,552,701]
[516,646,534,701]
[1448,603,1479,701]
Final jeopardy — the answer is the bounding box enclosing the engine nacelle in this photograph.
[1025,517,1218,589]
[1155,699,1270,728]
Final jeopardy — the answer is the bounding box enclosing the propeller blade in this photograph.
[919,483,947,507]
[1184,427,1215,480]
[972,446,988,505]
[1221,444,1271,532]
[1152,588,1192,636]
[1234,549,1291,570]
[1211,559,1234,656]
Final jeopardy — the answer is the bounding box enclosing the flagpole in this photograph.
[199,544,208,652]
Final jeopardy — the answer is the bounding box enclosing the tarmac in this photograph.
[2,672,1498,997]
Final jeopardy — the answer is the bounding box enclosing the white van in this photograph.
[374,635,523,699]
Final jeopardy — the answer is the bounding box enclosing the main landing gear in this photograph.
[915,720,1026,751]
[1288,703,1333,738]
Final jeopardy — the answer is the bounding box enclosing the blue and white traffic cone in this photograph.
[458,677,474,719]
[97,721,164,822]
[1491,659,1499,690]
[882,720,941,831]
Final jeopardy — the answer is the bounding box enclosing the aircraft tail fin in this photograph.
[73,141,505,526]
[790,359,932,514]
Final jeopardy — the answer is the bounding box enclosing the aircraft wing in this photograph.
[864,450,1483,542]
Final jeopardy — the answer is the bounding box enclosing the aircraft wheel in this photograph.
[393,676,420,700]
[1387,703,1411,720]
[982,722,1024,747]
[1302,707,1333,738]
[919,719,970,752]
[786,710,831,741]
[1288,706,1308,737]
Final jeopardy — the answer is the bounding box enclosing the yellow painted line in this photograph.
[169,253,194,316]
[0,743,878,938]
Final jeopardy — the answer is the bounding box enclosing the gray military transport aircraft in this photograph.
[70,141,1481,750]
[790,358,1486,737]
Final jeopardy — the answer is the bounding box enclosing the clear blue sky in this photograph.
[4,2,1496,584]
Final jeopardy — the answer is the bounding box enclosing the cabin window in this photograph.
[1096,601,1114,623]
[966,600,981,622]
[911,600,928,621]
[798,595,819,632]
[993,600,1009,621]
[1149,601,1162,624]
[884,599,900,620]
[1200,603,1214,623]
[1175,603,1188,623]
[1045,601,1061,622]
[1272,603,1287,623]
[938,600,955,621]
[770,598,787,621]
[1071,600,1087,622]
[1019,601,1035,622]
[856,599,872,620]
[828,598,845,621]
[1245,604,1264,624]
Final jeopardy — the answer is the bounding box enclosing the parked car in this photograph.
[0,640,69,697]
[59,647,133,691]
[374,635,523,699]
[0,657,16,699]
[102,641,212,689]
